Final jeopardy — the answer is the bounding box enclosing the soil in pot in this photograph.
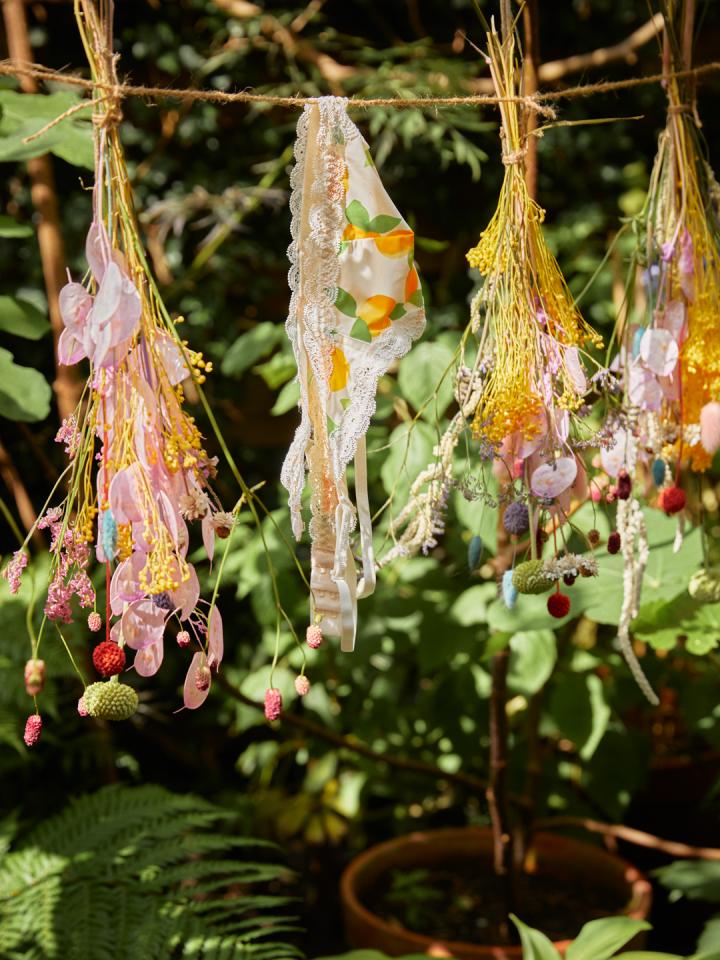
[363,861,628,945]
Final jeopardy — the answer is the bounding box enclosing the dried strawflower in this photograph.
[92,641,126,678]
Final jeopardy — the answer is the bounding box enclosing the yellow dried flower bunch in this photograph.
[466,26,602,447]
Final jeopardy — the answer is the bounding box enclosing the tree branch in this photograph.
[216,672,496,797]
[2,0,82,422]
[538,12,664,83]
[210,0,355,93]
[470,14,664,93]
[535,816,720,861]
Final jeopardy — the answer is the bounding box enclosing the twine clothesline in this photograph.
[2,56,720,116]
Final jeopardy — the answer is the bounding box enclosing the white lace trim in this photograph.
[281,98,354,539]
[280,96,426,553]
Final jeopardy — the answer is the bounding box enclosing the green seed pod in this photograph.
[512,559,553,595]
[84,680,138,721]
[688,569,720,604]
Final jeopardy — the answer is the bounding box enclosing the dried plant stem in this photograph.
[1,0,82,421]
[0,438,43,547]
[487,648,515,938]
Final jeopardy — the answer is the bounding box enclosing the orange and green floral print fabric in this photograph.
[327,131,425,404]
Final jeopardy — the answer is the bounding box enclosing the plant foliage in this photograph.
[0,784,303,960]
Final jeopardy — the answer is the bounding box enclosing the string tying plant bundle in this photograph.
[600,0,720,702]
[382,18,607,626]
[3,0,236,742]
[281,96,425,652]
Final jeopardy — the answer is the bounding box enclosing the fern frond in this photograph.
[0,785,304,960]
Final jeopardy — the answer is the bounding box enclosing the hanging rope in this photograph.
[1,56,720,114]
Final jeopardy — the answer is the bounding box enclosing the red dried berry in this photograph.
[658,485,686,516]
[92,641,126,678]
[563,573,576,587]
[607,531,621,555]
[547,592,571,619]
[588,529,600,546]
[617,470,632,501]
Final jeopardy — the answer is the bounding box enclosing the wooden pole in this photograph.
[1,0,82,423]
[522,0,540,201]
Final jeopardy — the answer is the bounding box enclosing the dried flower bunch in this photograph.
[382,19,605,624]
[3,0,230,743]
[597,0,720,701]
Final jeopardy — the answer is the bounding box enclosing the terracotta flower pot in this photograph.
[340,827,652,959]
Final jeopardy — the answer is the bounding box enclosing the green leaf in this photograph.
[0,296,49,340]
[508,630,556,697]
[389,303,407,321]
[549,672,610,760]
[0,90,93,169]
[349,318,372,342]
[397,341,455,418]
[408,288,424,307]
[617,954,685,959]
[252,351,297,390]
[380,420,435,504]
[510,914,562,960]
[697,914,720,955]
[687,633,719,655]
[335,287,358,318]
[345,200,370,230]
[315,953,428,960]
[0,347,52,421]
[566,917,651,960]
[366,214,401,234]
[220,322,285,378]
[271,380,300,416]
[0,215,32,238]
[449,583,496,626]
[655,861,720,902]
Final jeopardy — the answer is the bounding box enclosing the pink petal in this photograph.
[86,317,113,368]
[112,273,142,343]
[134,638,164,677]
[207,606,223,669]
[600,427,630,478]
[639,329,679,377]
[172,563,199,621]
[202,513,215,564]
[110,464,146,525]
[629,364,662,411]
[85,220,110,282]
[157,491,181,548]
[121,600,167,650]
[701,402,720,455]
[183,652,211,709]
[110,552,147,614]
[564,347,587,393]
[553,409,570,444]
[530,457,578,499]
[57,327,86,365]
[91,261,123,328]
[156,334,189,386]
[59,282,93,336]
[660,300,686,340]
